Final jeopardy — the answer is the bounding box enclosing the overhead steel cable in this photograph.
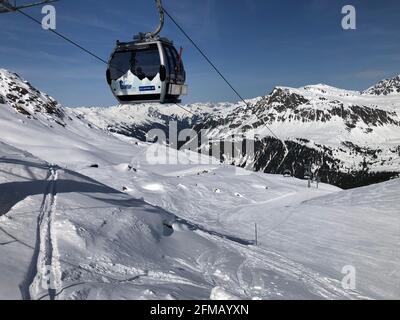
[163,6,282,141]
[163,7,249,107]
[16,8,109,65]
[173,103,196,116]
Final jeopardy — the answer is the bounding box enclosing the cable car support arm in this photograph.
[144,0,164,39]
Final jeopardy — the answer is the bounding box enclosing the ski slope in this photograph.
[0,101,399,299]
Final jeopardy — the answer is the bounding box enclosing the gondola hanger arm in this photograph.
[143,0,164,39]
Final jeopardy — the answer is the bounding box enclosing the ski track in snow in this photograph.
[18,166,60,300]
[196,231,366,300]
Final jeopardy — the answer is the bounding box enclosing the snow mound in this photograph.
[210,287,240,300]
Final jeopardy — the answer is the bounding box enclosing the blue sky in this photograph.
[1,0,400,107]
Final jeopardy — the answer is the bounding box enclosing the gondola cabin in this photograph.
[106,38,187,104]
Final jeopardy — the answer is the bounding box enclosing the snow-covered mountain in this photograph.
[74,103,207,142]
[195,82,400,185]
[1,69,400,300]
[0,69,65,124]
[76,76,400,189]
[363,74,400,96]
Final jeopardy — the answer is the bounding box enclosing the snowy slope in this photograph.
[78,137,400,299]
[0,120,356,300]
[0,142,176,300]
[1,69,399,300]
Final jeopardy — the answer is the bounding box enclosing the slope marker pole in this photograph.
[254,223,258,246]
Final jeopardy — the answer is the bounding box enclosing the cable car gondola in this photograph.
[106,0,187,104]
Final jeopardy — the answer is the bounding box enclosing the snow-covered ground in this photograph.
[0,69,399,300]
[1,95,399,300]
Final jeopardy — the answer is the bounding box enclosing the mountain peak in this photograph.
[0,68,64,120]
[363,74,400,96]
[303,83,338,90]
[272,83,359,97]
